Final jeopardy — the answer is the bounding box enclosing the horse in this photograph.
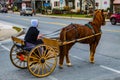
[59,9,106,68]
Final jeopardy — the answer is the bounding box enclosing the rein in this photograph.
[42,23,79,38]
[43,28,61,37]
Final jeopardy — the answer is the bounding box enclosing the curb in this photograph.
[0,24,24,41]
[12,27,25,37]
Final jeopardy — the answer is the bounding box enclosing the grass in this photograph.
[12,26,22,32]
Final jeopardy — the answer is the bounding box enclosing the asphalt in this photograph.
[0,11,110,41]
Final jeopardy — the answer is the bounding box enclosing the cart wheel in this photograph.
[10,44,28,69]
[27,44,57,77]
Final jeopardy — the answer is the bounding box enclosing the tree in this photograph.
[110,0,114,13]
[65,0,69,6]
[89,0,95,10]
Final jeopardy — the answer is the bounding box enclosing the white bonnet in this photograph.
[31,19,38,27]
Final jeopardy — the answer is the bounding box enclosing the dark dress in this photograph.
[24,27,43,45]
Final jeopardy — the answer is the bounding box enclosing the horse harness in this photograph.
[67,23,99,42]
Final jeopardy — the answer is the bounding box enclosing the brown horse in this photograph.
[59,9,106,68]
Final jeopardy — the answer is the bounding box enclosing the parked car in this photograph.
[20,7,33,16]
[110,13,120,25]
[0,7,8,13]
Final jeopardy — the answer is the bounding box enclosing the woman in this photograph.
[24,19,43,46]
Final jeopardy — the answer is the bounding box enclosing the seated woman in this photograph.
[24,19,43,49]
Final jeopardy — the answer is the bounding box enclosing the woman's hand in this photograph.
[37,34,43,39]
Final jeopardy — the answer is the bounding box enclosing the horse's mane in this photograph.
[92,10,104,27]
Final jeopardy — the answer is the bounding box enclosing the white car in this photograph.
[20,7,33,16]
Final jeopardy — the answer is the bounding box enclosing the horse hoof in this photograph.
[90,59,95,63]
[90,57,94,63]
[90,61,94,64]
[59,64,63,69]
[66,63,72,67]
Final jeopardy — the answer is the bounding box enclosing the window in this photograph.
[77,2,80,7]
[54,1,59,7]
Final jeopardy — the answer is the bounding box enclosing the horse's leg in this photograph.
[59,46,65,69]
[89,43,98,63]
[66,52,72,67]
[65,44,74,67]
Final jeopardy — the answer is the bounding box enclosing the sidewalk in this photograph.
[0,22,24,41]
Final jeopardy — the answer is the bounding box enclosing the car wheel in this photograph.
[110,18,117,25]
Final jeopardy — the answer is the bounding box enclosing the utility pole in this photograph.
[31,0,36,15]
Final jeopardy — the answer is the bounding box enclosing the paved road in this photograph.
[0,13,120,80]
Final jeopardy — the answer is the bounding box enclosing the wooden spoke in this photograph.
[13,57,18,61]
[44,63,49,73]
[11,54,17,56]
[28,45,57,77]
[42,64,45,75]
[10,45,27,69]
[37,64,41,74]
[15,59,20,64]
[37,48,42,57]
[29,56,39,61]
[32,51,40,59]
[46,61,55,65]
[45,49,55,58]
[33,65,38,73]
[19,61,22,67]
[23,61,26,67]
[45,62,51,70]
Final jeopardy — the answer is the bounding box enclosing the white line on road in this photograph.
[100,65,120,74]
[70,55,120,74]
[0,43,10,51]
[0,42,58,80]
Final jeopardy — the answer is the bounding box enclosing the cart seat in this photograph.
[11,36,35,51]
[23,42,35,51]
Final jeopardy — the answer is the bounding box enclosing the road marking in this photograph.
[0,43,10,51]
[21,18,29,21]
[6,16,11,18]
[71,55,85,61]
[103,30,120,33]
[39,21,67,26]
[100,65,120,74]
[70,55,120,74]
[0,42,58,80]
[48,76,58,80]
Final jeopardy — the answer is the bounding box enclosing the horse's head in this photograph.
[93,9,106,26]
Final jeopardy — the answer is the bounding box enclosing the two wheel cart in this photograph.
[10,32,101,77]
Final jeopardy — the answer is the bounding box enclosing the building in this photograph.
[1,0,120,13]
[113,0,120,13]
[95,0,110,10]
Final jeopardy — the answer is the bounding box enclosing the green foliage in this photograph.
[13,6,18,12]
[63,6,70,11]
[12,26,21,32]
